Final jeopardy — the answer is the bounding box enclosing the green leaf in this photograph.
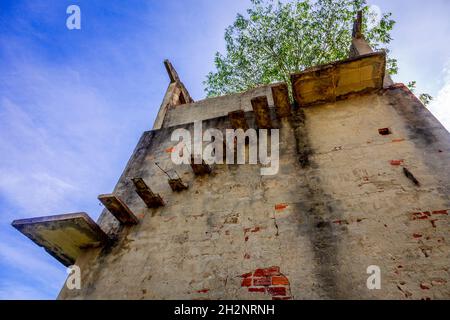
[204,0,397,98]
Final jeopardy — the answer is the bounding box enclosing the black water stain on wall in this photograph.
[291,106,347,299]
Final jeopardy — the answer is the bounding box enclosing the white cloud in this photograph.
[429,60,450,132]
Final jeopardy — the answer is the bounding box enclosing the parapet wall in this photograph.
[162,85,276,128]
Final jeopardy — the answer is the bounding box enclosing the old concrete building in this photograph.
[12,15,450,300]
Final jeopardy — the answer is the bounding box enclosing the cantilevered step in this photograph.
[154,164,189,192]
[271,83,292,118]
[98,194,138,225]
[190,154,212,175]
[228,110,249,131]
[131,178,165,208]
[168,178,189,192]
[12,212,108,267]
[251,96,273,129]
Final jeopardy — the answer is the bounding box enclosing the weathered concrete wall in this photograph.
[59,85,450,300]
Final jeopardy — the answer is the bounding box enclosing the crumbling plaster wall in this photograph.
[59,86,450,300]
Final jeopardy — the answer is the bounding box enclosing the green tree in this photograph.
[407,81,433,106]
[204,0,395,97]
[204,0,431,106]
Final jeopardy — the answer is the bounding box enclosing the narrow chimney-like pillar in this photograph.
[153,60,194,130]
[349,10,393,87]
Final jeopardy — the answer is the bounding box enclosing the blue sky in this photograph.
[0,0,449,299]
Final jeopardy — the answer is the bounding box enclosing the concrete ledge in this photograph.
[168,178,189,192]
[190,155,212,176]
[228,110,249,130]
[12,212,108,267]
[98,194,139,225]
[291,52,386,107]
[271,83,291,118]
[251,96,273,129]
[132,178,165,208]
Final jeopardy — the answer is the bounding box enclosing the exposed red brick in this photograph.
[267,287,287,296]
[253,277,271,286]
[275,204,288,211]
[242,266,291,299]
[272,276,289,285]
[420,283,431,290]
[248,287,265,293]
[196,289,209,293]
[241,278,252,287]
[390,160,404,166]
[413,233,423,239]
[432,210,448,215]
[164,216,176,223]
[263,266,280,276]
[412,212,431,220]
[333,220,348,225]
[430,220,438,228]
[165,147,175,153]
[272,296,291,300]
[431,279,447,286]
[244,226,264,236]
[253,268,265,277]
[378,128,391,135]
[268,266,280,275]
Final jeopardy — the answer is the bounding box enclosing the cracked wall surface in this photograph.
[59,85,450,300]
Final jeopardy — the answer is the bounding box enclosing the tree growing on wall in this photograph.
[204,0,431,105]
